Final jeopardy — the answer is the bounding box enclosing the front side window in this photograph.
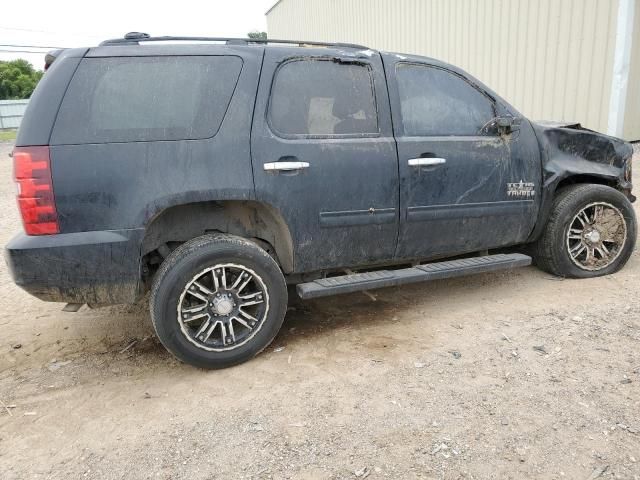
[269,58,378,136]
[396,64,495,137]
[53,55,243,144]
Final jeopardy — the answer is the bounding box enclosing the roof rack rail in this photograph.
[99,32,370,50]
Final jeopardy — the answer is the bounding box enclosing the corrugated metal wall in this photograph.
[267,0,628,137]
[624,5,640,140]
[0,100,29,129]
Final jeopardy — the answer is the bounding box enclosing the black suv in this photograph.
[6,34,636,368]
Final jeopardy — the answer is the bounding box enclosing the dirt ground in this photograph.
[0,141,639,480]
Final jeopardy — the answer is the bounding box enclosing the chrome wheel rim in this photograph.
[177,263,269,352]
[566,202,627,271]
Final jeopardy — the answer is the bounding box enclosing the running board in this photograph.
[296,253,532,299]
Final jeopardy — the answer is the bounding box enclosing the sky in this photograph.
[0,0,275,69]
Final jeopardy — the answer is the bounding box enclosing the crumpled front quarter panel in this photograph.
[533,123,633,189]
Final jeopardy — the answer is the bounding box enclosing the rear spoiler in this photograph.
[44,49,65,71]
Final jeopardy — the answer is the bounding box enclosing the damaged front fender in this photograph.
[535,122,634,190]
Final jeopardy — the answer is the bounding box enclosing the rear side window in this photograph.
[396,64,495,136]
[268,59,378,136]
[52,56,242,144]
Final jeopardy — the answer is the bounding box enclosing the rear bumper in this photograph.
[4,229,144,304]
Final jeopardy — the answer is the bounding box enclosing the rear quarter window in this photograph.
[51,55,242,144]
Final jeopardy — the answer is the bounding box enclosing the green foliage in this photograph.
[248,31,268,40]
[0,59,43,100]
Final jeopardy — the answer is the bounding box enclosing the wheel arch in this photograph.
[527,171,626,243]
[141,200,294,274]
[554,173,619,192]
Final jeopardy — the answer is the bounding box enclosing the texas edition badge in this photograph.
[507,180,536,198]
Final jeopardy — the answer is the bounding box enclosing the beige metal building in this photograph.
[267,0,640,140]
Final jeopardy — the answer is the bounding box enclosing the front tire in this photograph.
[150,234,287,369]
[534,184,636,278]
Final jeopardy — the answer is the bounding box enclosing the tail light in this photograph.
[12,146,59,235]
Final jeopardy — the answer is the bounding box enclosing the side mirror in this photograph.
[495,116,521,134]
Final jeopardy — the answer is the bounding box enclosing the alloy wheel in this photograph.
[566,202,627,271]
[177,263,269,351]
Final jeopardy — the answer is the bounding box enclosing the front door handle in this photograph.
[263,161,310,172]
[408,158,447,167]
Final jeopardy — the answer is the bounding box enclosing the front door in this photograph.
[383,54,542,260]
[251,48,399,272]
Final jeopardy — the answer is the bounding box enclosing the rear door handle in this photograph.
[263,161,310,172]
[408,158,447,166]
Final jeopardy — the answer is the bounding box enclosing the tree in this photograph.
[247,31,267,40]
[0,59,43,100]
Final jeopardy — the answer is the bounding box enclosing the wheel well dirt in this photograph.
[141,200,294,273]
[555,174,618,192]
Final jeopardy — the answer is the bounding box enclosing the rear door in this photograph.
[383,54,541,260]
[251,48,399,272]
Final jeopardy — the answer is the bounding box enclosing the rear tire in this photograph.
[533,184,636,278]
[150,234,287,369]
